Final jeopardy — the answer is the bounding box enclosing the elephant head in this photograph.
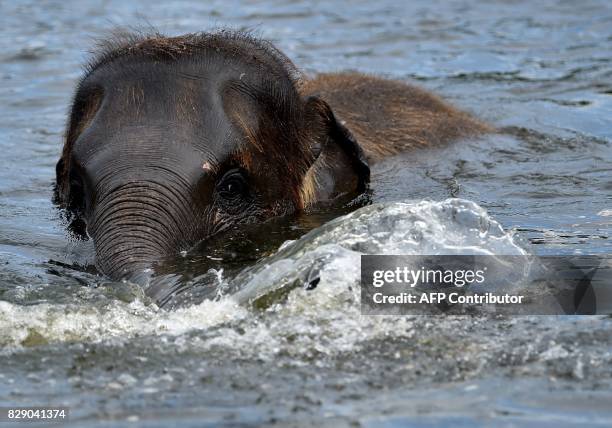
[54,31,369,288]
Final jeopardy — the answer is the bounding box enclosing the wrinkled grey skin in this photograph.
[54,31,369,299]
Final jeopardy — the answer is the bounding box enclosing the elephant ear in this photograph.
[53,156,88,239]
[301,96,370,207]
[54,156,74,210]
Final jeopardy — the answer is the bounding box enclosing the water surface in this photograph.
[0,0,611,426]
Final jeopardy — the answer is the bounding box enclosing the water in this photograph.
[1,0,611,426]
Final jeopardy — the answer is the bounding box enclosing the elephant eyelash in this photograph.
[216,168,249,199]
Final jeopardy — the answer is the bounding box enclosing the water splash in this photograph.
[0,199,526,353]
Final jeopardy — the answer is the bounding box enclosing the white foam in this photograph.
[0,297,246,350]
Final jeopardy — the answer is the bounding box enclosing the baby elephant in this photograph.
[55,30,488,284]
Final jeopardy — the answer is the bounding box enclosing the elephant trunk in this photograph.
[88,179,197,282]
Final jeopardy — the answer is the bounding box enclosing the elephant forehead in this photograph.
[74,120,231,176]
[75,72,244,164]
[104,73,227,133]
[71,55,305,183]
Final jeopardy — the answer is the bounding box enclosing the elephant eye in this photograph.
[217,168,248,199]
